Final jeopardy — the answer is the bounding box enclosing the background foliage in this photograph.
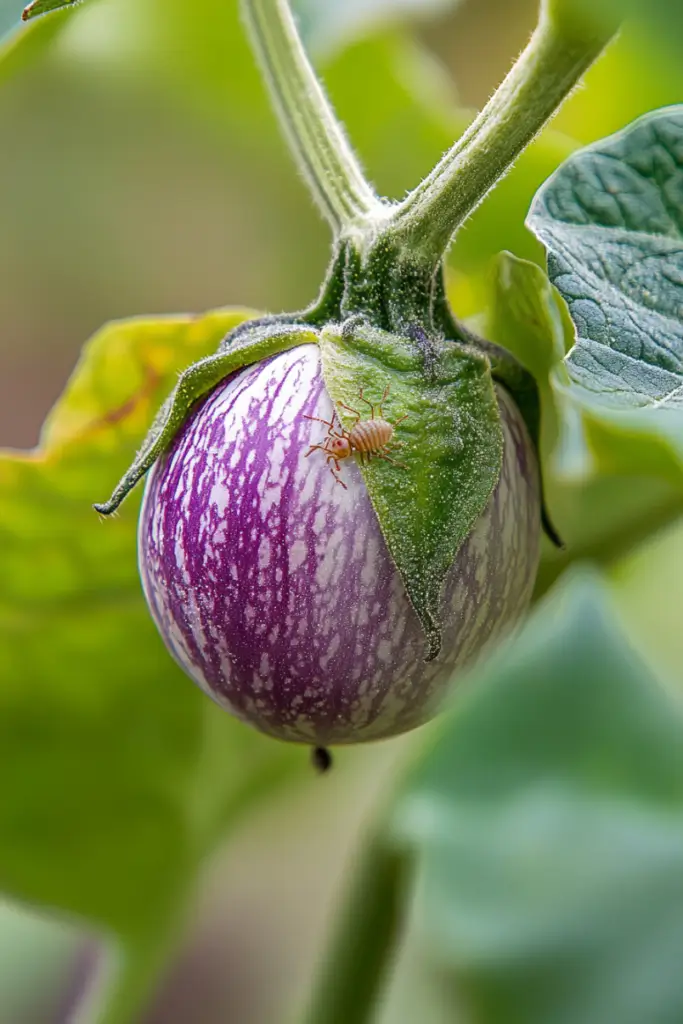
[2,0,683,1021]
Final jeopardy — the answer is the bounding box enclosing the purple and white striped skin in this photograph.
[139,345,540,745]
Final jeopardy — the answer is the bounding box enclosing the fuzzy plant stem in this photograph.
[299,838,407,1024]
[386,6,614,262]
[240,0,386,234]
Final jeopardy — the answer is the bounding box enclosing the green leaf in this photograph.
[456,327,562,548]
[488,251,683,589]
[319,320,502,659]
[95,319,319,514]
[528,106,683,420]
[461,330,543,461]
[488,251,572,381]
[0,307,306,1003]
[488,251,580,489]
[515,107,683,579]
[389,570,683,1024]
[20,0,84,21]
[0,0,74,83]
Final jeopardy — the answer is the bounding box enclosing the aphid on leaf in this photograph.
[304,385,407,489]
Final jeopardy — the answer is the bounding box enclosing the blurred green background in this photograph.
[2,0,683,1021]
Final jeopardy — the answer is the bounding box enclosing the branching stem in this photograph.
[385,8,613,261]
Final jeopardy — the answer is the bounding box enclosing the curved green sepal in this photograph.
[465,330,542,454]
[319,319,503,661]
[436,284,543,457]
[94,321,318,515]
[472,332,563,549]
[438,305,563,548]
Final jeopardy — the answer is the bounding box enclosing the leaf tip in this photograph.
[20,0,49,19]
[423,624,442,663]
[21,0,82,20]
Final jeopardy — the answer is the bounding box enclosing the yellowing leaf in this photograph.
[0,307,304,952]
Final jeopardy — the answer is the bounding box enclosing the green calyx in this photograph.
[319,318,503,660]
[94,238,540,658]
[93,0,614,654]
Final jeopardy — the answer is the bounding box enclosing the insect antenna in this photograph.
[305,443,328,458]
[303,413,337,430]
[357,388,376,418]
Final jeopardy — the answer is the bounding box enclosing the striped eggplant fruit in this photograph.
[139,344,540,746]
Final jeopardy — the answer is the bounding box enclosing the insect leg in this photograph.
[378,452,407,469]
[377,383,391,419]
[326,455,348,489]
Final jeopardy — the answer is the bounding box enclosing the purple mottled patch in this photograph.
[138,345,540,744]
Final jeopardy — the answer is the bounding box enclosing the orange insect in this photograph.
[304,384,408,489]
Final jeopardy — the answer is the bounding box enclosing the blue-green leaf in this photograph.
[487,109,683,581]
[489,250,683,591]
[528,106,683,422]
[389,571,683,1024]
